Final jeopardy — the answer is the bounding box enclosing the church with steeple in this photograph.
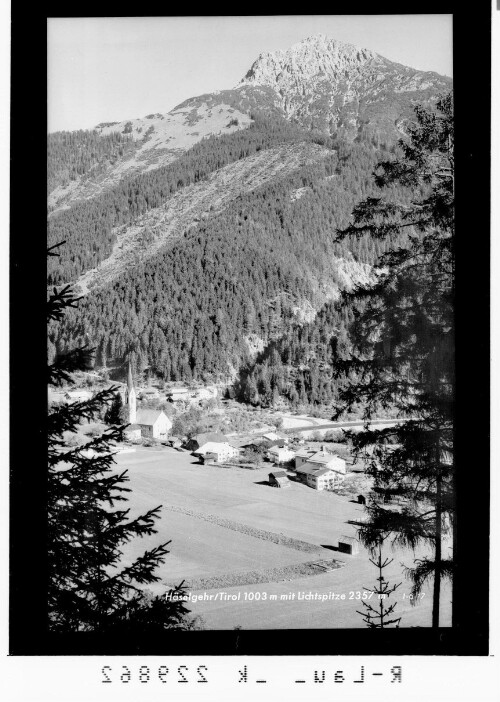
[125,360,137,424]
[123,359,173,440]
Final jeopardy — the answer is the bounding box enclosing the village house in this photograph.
[64,389,93,403]
[194,441,240,464]
[294,450,346,490]
[135,409,172,439]
[138,387,161,401]
[186,432,230,452]
[166,385,218,407]
[262,431,288,443]
[294,445,318,468]
[189,387,218,402]
[166,387,191,403]
[267,445,295,465]
[268,470,290,488]
[306,450,346,474]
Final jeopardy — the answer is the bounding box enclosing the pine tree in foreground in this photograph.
[333,93,455,627]
[356,542,402,628]
[104,391,124,426]
[47,261,196,633]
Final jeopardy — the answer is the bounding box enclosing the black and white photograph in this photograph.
[6,6,495,690]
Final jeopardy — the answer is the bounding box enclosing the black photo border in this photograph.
[9,2,491,656]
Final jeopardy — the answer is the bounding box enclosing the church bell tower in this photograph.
[125,360,137,424]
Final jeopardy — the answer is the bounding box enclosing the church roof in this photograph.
[136,409,171,426]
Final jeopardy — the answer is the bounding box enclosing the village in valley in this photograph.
[43,17,459,638]
[48,362,451,630]
[49,361,362,496]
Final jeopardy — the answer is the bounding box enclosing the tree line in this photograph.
[47,129,135,195]
[47,113,329,286]
[48,138,409,388]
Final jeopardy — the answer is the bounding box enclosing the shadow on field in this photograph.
[321,544,340,552]
[254,480,271,486]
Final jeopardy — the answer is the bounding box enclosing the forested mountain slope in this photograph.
[47,114,325,286]
[49,139,409,382]
[75,141,331,295]
[47,101,254,212]
[47,34,451,399]
[47,130,135,197]
[48,35,451,215]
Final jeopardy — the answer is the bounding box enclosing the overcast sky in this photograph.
[48,15,453,133]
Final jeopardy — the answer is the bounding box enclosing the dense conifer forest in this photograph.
[47,115,328,286]
[48,126,412,402]
[47,130,135,195]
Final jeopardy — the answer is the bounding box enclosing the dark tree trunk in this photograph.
[432,473,442,628]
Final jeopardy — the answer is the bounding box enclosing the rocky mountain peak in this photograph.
[238,33,451,141]
[240,34,382,88]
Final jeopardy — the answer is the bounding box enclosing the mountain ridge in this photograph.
[48,34,451,212]
[48,34,452,391]
[238,34,452,138]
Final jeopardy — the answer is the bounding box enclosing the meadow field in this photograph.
[115,447,452,629]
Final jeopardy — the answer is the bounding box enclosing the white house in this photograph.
[166,387,190,403]
[64,390,93,403]
[306,450,346,474]
[295,451,346,490]
[262,431,288,443]
[190,387,217,402]
[193,442,240,463]
[139,388,160,400]
[135,409,172,439]
[186,432,229,452]
[267,446,295,465]
[294,446,317,469]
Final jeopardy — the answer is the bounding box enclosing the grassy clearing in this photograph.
[114,448,452,628]
[182,557,344,590]
[163,504,325,553]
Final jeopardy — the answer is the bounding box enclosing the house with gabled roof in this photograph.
[268,470,290,488]
[135,409,172,439]
[186,432,229,452]
[294,446,317,468]
[267,446,295,465]
[295,450,346,490]
[193,441,240,464]
[64,389,93,403]
[262,431,288,443]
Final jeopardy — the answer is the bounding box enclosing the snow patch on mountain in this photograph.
[48,102,252,213]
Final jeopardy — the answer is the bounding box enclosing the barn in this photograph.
[268,471,290,488]
[338,535,360,555]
